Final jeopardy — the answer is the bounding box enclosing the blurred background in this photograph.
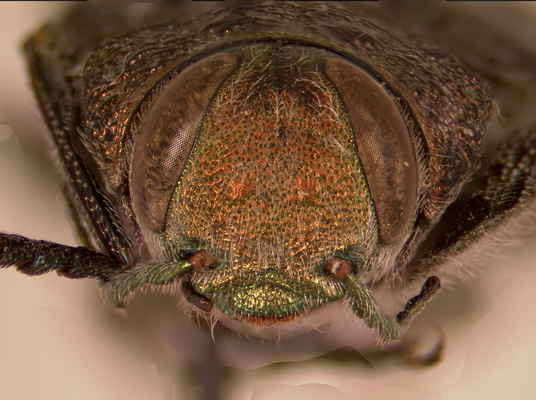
[1,1,536,399]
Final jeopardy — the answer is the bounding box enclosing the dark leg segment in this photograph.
[396,276,441,326]
[0,233,121,280]
[411,125,536,280]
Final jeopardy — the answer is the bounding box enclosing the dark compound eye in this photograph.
[132,52,239,232]
[323,58,418,244]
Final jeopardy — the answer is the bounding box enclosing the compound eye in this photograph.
[324,58,418,244]
[132,53,238,232]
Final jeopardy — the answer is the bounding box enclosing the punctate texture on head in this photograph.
[164,45,378,323]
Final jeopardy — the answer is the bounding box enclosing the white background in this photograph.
[1,2,536,400]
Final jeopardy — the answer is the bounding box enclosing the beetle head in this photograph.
[130,43,418,334]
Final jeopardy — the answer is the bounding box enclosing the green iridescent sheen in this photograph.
[108,260,193,306]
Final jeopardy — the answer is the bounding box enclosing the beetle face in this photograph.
[2,1,535,348]
[130,43,419,330]
[106,2,490,340]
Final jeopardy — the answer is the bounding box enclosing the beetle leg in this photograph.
[0,233,121,280]
[396,276,441,327]
[24,31,134,267]
[409,124,536,280]
[324,258,399,343]
[62,184,93,249]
